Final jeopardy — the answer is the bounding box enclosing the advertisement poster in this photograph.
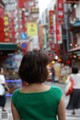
[27,22,38,37]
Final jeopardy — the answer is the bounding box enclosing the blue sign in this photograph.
[21,43,27,49]
[20,32,27,40]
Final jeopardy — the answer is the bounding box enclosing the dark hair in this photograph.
[72,67,78,74]
[18,50,49,83]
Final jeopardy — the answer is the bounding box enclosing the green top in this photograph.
[12,86,63,120]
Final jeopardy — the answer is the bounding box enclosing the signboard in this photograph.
[49,10,54,34]
[18,0,27,8]
[56,0,64,24]
[20,32,27,40]
[0,18,5,42]
[56,22,62,44]
[27,22,38,37]
[65,0,79,3]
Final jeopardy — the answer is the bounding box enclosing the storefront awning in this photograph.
[69,46,80,52]
[0,43,17,50]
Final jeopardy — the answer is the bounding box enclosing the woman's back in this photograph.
[71,73,80,89]
[12,86,62,120]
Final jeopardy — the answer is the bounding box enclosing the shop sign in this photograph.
[27,22,38,37]
[56,0,64,24]
[56,21,62,44]
[18,0,27,8]
[49,10,54,34]
[0,18,5,42]
[31,7,39,13]
[65,0,79,3]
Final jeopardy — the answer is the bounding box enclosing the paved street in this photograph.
[0,82,80,120]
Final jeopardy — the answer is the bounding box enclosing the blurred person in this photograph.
[66,66,80,114]
[54,59,61,83]
[0,67,10,111]
[11,50,66,120]
[51,65,55,83]
[60,63,66,83]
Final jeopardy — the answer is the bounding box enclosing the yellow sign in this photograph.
[27,22,38,36]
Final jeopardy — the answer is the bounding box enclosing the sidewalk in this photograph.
[0,97,13,120]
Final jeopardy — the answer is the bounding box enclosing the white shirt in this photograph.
[0,75,5,84]
[66,73,80,89]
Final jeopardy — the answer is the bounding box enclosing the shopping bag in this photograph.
[65,76,74,96]
[0,84,5,95]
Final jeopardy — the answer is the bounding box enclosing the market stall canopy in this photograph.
[0,43,17,50]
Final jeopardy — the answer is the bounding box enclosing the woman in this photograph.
[0,67,10,111]
[11,50,66,120]
[66,66,80,114]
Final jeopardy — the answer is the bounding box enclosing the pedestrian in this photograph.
[51,66,55,83]
[66,66,80,114]
[0,67,10,111]
[11,50,66,120]
[54,59,61,83]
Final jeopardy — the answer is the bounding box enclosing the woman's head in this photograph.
[72,66,78,74]
[18,50,49,84]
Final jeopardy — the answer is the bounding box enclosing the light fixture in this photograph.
[55,55,58,60]
[74,4,77,8]
[70,43,72,46]
[75,44,78,47]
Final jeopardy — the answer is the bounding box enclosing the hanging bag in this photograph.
[65,76,74,96]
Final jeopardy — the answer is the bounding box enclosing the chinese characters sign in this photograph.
[49,10,54,34]
[27,22,38,37]
[56,0,64,24]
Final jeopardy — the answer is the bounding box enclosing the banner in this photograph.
[27,22,38,37]
[0,18,5,42]
[56,0,64,24]
[49,10,54,34]
[4,14,10,42]
[18,0,27,8]
[56,21,62,44]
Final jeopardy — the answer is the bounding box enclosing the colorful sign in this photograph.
[4,14,10,42]
[56,21,62,44]
[0,18,5,42]
[18,0,27,8]
[56,0,64,24]
[27,22,38,37]
[49,10,54,34]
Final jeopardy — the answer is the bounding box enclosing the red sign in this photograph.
[49,10,54,34]
[18,0,28,8]
[56,0,64,24]
[49,41,55,50]
[0,18,5,42]
[65,0,79,3]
